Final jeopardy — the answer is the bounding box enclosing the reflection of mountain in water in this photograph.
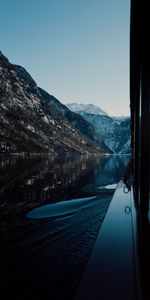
[83,155,130,193]
[0,154,131,300]
[0,155,130,228]
[96,155,130,185]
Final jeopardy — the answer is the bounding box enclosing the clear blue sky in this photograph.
[0,0,130,116]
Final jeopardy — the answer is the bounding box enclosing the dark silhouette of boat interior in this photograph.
[130,0,150,299]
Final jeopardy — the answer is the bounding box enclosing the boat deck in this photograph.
[76,180,139,300]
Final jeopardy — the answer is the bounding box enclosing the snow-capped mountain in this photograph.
[0,51,110,155]
[67,103,107,116]
[67,103,131,154]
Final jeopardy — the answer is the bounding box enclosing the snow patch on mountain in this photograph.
[67,103,107,116]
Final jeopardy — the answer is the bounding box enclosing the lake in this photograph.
[0,154,130,300]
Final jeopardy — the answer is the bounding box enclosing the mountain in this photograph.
[67,103,131,154]
[0,51,110,155]
[67,103,107,116]
[37,88,108,151]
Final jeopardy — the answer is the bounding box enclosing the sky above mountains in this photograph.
[0,0,130,116]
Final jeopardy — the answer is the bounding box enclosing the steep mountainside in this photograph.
[0,51,109,155]
[67,103,131,154]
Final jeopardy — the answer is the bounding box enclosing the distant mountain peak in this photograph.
[67,102,131,154]
[67,103,108,116]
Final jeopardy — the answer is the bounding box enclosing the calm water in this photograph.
[0,155,130,300]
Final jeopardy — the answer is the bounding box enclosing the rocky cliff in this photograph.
[0,51,109,155]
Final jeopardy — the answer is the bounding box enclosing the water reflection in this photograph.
[27,196,97,220]
[0,154,130,300]
[0,155,130,228]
